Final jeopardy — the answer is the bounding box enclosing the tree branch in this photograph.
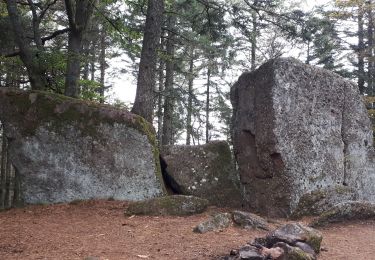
[41,28,70,44]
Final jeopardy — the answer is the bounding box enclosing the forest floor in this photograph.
[0,200,374,260]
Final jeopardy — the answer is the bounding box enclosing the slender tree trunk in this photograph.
[251,9,257,71]
[358,3,365,94]
[157,33,165,145]
[186,48,195,145]
[368,1,374,95]
[0,134,7,209]
[132,0,165,122]
[12,168,21,207]
[4,147,11,208]
[90,45,96,81]
[99,26,106,103]
[162,12,176,146]
[306,41,311,64]
[206,65,211,144]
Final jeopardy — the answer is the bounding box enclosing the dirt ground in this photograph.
[0,200,374,260]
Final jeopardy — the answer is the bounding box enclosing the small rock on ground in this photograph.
[232,210,270,230]
[194,213,232,233]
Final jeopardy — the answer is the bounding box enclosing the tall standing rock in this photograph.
[0,88,166,204]
[231,58,375,217]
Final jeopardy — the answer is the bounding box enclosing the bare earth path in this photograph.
[0,200,374,260]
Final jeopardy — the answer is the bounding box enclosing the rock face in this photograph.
[125,195,209,216]
[161,141,243,208]
[231,57,375,217]
[0,88,166,204]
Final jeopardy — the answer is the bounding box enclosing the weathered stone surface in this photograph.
[231,57,375,217]
[310,200,375,227]
[232,210,270,230]
[125,195,209,216]
[274,242,316,260]
[265,223,322,254]
[161,141,243,208]
[193,212,232,233]
[0,88,166,204]
[291,186,357,219]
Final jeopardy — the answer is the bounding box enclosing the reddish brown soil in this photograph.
[0,200,374,260]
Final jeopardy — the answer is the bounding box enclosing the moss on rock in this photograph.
[125,195,209,216]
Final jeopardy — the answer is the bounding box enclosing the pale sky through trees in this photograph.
[110,0,332,105]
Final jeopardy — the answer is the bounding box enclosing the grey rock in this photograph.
[0,89,166,204]
[193,212,232,233]
[295,242,316,256]
[83,257,100,260]
[291,186,357,219]
[161,141,243,208]
[232,210,270,230]
[266,223,322,254]
[125,195,209,216]
[274,242,315,260]
[310,200,375,227]
[238,248,264,260]
[231,57,375,217]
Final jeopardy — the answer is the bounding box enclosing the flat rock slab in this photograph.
[162,141,243,208]
[231,57,375,217]
[0,89,166,204]
[125,195,209,216]
[291,186,357,219]
[310,201,375,227]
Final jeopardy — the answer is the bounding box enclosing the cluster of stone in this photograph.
[221,223,322,260]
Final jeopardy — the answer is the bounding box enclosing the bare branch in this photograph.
[41,28,70,44]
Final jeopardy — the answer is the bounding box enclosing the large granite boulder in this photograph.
[231,57,375,217]
[161,141,243,208]
[0,88,166,204]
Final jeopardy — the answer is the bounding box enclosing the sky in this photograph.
[109,0,332,105]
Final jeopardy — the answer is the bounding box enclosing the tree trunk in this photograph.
[358,3,365,94]
[65,30,82,97]
[162,12,176,146]
[99,26,106,103]
[251,9,257,71]
[186,48,195,145]
[6,0,47,90]
[0,134,7,209]
[367,1,374,95]
[157,33,165,145]
[4,146,11,208]
[206,65,211,144]
[132,0,165,122]
[64,0,96,98]
[12,168,22,207]
[90,44,96,81]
